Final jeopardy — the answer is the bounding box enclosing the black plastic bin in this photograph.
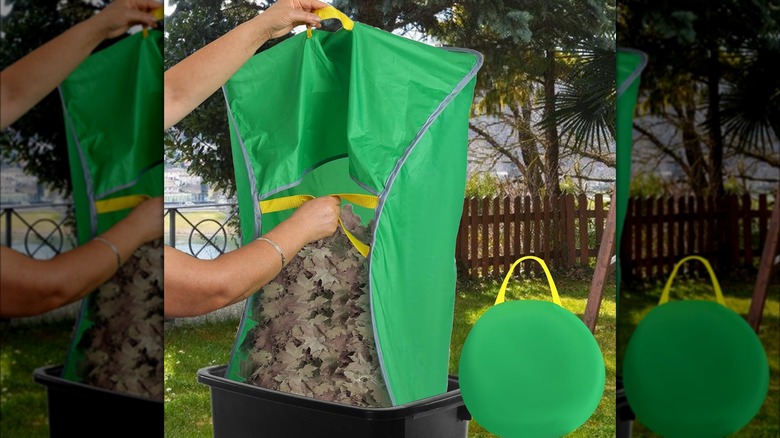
[33,364,163,438]
[198,364,471,438]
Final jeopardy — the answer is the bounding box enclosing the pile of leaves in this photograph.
[239,205,391,407]
[76,238,164,401]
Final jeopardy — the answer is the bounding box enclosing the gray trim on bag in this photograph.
[351,175,380,197]
[367,47,484,405]
[95,160,163,200]
[59,86,97,376]
[59,87,98,237]
[617,48,648,98]
[223,86,263,239]
[257,154,350,200]
[222,85,263,378]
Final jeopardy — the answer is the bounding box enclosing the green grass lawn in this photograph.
[164,276,617,437]
[0,319,75,438]
[617,277,780,438]
[164,320,236,437]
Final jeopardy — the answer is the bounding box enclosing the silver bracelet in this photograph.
[93,237,122,271]
[257,236,286,269]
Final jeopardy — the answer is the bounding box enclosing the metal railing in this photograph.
[164,202,239,259]
[0,203,75,259]
[1,202,241,260]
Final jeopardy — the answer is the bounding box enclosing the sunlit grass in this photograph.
[163,320,237,437]
[618,277,780,437]
[0,320,75,438]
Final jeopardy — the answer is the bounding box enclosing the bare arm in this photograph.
[163,0,327,130]
[0,197,163,317]
[0,0,160,130]
[164,196,339,318]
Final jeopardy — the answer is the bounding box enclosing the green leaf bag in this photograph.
[60,30,164,401]
[622,256,769,437]
[224,7,482,405]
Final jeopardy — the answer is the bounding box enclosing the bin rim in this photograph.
[617,47,648,98]
[33,364,163,404]
[197,364,466,421]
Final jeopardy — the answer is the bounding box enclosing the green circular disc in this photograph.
[458,300,605,438]
[623,300,769,438]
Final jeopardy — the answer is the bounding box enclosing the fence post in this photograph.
[470,198,478,277]
[4,208,11,247]
[492,197,501,276]
[169,208,176,247]
[578,193,588,266]
[741,193,752,265]
[503,196,511,274]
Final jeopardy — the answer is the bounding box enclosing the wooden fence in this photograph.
[454,193,775,280]
[621,194,775,280]
[455,194,611,277]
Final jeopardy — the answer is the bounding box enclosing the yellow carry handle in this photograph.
[95,194,150,214]
[143,7,164,38]
[495,256,562,307]
[659,255,726,306]
[259,193,377,257]
[307,6,354,38]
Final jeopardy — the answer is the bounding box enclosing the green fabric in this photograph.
[224,24,481,405]
[616,49,646,300]
[61,31,163,381]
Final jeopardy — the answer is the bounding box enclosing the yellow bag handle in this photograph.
[306,6,355,38]
[495,256,562,307]
[259,193,377,257]
[95,194,150,214]
[143,7,164,38]
[659,255,726,306]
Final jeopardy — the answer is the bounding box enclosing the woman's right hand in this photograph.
[256,0,329,40]
[91,0,161,40]
[287,196,341,243]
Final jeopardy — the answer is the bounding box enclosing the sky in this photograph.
[1,0,12,18]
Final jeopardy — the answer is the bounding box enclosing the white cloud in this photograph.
[1,0,13,18]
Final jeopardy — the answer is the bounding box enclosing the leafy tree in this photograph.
[164,0,267,199]
[0,0,100,196]
[618,0,779,195]
[429,0,616,196]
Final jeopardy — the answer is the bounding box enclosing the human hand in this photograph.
[257,0,330,40]
[125,196,164,243]
[91,0,161,40]
[287,196,341,243]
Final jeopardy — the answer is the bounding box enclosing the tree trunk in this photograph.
[675,99,708,193]
[543,49,561,195]
[513,100,544,193]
